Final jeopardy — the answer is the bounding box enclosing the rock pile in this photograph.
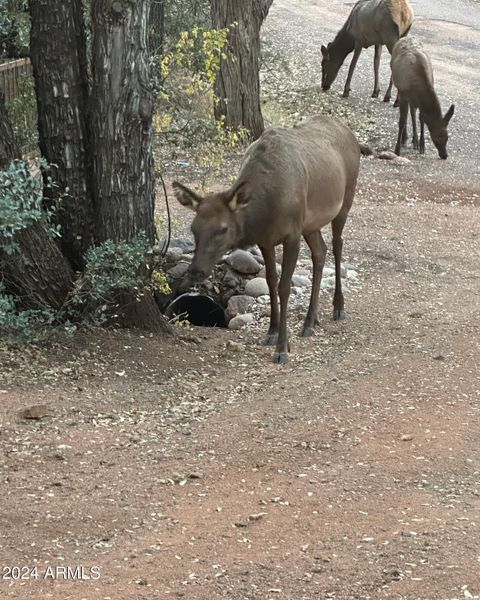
[160,237,359,329]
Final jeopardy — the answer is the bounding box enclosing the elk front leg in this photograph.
[383,74,394,103]
[372,45,382,98]
[300,231,327,337]
[260,245,279,346]
[343,45,362,98]
[273,238,300,364]
[395,99,408,156]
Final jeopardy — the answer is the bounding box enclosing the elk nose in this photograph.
[189,265,207,282]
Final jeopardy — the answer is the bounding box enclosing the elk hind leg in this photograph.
[343,45,362,98]
[372,45,382,98]
[410,105,419,149]
[331,213,349,321]
[273,238,300,364]
[300,231,327,337]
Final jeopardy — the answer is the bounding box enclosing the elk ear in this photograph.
[443,104,455,125]
[321,44,328,57]
[226,181,250,213]
[172,181,202,211]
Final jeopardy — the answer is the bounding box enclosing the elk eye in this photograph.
[220,224,228,233]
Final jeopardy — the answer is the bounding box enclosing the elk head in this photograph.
[172,181,251,290]
[321,43,341,91]
[430,104,455,159]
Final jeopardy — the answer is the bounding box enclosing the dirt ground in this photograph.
[1,1,480,599]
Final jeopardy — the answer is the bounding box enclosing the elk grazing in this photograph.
[321,0,414,102]
[173,116,360,364]
[391,37,455,159]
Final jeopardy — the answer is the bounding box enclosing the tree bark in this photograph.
[29,0,95,270]
[0,93,73,310]
[148,0,165,57]
[211,0,273,140]
[90,0,156,245]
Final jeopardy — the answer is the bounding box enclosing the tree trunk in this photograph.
[149,0,165,57]
[90,0,156,245]
[29,0,95,270]
[211,0,273,140]
[0,93,73,310]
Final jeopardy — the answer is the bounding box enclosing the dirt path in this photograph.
[1,1,480,599]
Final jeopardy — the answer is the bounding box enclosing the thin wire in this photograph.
[157,169,171,257]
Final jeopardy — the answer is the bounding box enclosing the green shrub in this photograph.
[0,159,60,256]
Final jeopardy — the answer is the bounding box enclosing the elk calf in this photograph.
[173,116,360,364]
[391,37,455,158]
[321,0,414,101]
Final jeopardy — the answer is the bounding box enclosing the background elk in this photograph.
[173,116,360,364]
[321,0,414,102]
[391,37,455,159]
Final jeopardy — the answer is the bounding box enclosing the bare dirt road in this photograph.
[1,1,480,599]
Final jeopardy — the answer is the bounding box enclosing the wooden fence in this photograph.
[0,58,32,104]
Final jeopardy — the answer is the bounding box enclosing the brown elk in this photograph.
[391,37,455,159]
[321,0,414,102]
[173,116,360,364]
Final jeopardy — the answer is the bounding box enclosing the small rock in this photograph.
[168,237,195,253]
[346,270,359,281]
[321,276,335,289]
[401,434,413,441]
[167,262,190,279]
[292,274,311,287]
[226,295,255,320]
[378,150,398,160]
[256,295,270,305]
[322,267,335,278]
[166,247,184,262]
[227,340,244,352]
[222,267,243,289]
[360,143,374,156]
[20,404,48,420]
[245,277,269,298]
[228,313,254,330]
[225,249,261,275]
[395,156,411,164]
[291,286,303,295]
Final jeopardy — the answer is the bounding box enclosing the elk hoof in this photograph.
[263,333,278,346]
[333,309,345,321]
[371,90,380,98]
[299,326,315,337]
[342,90,350,98]
[272,352,289,364]
[393,99,400,108]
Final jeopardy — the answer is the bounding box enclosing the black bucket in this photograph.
[165,293,227,328]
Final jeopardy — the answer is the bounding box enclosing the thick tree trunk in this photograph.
[0,93,73,310]
[90,0,156,245]
[29,0,94,270]
[149,0,165,57]
[211,0,273,140]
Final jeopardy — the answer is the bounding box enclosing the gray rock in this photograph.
[291,286,304,295]
[228,313,254,330]
[168,237,195,253]
[292,274,311,287]
[222,267,243,289]
[378,150,398,160]
[322,267,335,278]
[226,295,255,320]
[347,270,359,281]
[166,247,184,262]
[245,277,269,298]
[167,262,190,279]
[249,246,262,257]
[256,295,270,305]
[321,276,336,289]
[225,249,261,275]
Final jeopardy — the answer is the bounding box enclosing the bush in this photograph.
[0,159,59,256]
[0,0,29,59]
